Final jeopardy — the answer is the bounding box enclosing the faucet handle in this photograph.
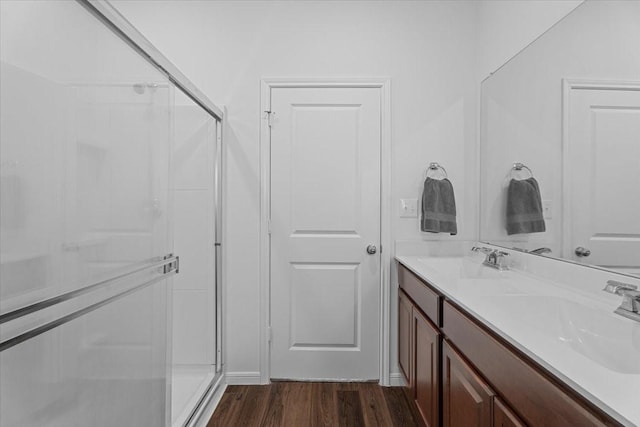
[603,280,638,295]
[495,250,509,257]
[471,246,493,255]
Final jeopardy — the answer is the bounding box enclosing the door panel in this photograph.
[270,86,381,380]
[567,86,640,274]
[290,263,359,348]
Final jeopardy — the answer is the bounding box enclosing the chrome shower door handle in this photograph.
[575,247,591,257]
[366,245,377,255]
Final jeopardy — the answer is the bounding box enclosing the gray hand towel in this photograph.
[421,177,457,235]
[506,177,546,235]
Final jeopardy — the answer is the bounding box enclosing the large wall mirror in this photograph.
[480,1,640,277]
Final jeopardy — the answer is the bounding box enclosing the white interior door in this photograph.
[269,86,381,380]
[566,84,640,274]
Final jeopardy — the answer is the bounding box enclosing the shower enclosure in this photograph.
[0,1,223,426]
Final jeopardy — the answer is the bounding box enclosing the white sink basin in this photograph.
[413,257,529,295]
[490,295,640,374]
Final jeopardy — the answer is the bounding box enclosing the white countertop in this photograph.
[396,254,640,427]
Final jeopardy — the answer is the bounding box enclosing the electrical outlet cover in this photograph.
[542,199,552,219]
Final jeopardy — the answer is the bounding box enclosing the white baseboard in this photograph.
[192,374,226,427]
[226,371,405,387]
[389,372,407,387]
[225,371,263,385]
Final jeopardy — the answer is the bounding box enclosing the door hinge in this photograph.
[266,326,272,342]
[264,110,275,127]
[268,219,272,235]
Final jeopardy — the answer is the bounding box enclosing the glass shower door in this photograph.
[1,1,174,425]
[170,89,221,426]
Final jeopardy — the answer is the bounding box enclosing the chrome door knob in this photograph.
[366,245,377,255]
[575,247,591,257]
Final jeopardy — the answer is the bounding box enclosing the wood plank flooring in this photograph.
[207,382,422,427]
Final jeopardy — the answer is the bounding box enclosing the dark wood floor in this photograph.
[206,382,422,427]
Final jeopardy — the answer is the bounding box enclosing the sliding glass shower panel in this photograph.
[0,279,169,426]
[0,0,172,312]
[1,1,174,425]
[67,81,171,285]
[170,89,218,425]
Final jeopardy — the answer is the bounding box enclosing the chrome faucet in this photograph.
[603,280,640,322]
[471,246,510,271]
[529,247,552,255]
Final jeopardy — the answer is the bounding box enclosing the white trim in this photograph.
[561,79,640,259]
[259,81,271,384]
[389,372,407,387]
[225,371,263,385]
[561,79,572,262]
[562,79,640,91]
[220,106,228,373]
[379,79,392,386]
[259,78,392,385]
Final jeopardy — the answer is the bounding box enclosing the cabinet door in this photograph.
[414,308,440,427]
[494,397,526,427]
[398,290,413,388]
[443,340,494,427]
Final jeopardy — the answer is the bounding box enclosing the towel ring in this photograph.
[510,162,534,180]
[426,162,448,179]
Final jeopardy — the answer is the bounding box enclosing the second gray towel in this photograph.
[506,177,546,235]
[421,177,457,235]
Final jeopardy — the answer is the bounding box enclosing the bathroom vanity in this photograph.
[396,254,639,427]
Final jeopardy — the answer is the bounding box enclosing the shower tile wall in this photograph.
[172,96,216,366]
[170,91,217,423]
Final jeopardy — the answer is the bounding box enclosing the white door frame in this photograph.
[561,79,640,261]
[259,78,392,385]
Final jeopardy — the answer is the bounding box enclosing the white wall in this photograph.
[477,0,583,81]
[112,0,480,383]
[110,0,591,383]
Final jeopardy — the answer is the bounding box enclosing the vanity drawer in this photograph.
[398,263,441,326]
[442,301,615,427]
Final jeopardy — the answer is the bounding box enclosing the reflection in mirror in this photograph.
[480,1,640,277]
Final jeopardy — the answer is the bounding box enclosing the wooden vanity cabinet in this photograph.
[442,301,611,427]
[442,340,493,427]
[398,289,414,389]
[494,397,526,427]
[414,307,440,427]
[397,263,619,427]
[398,288,441,427]
[443,340,526,427]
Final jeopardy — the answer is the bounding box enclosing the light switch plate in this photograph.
[400,198,418,218]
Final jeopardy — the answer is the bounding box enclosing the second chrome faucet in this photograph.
[603,280,640,322]
[471,246,510,271]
